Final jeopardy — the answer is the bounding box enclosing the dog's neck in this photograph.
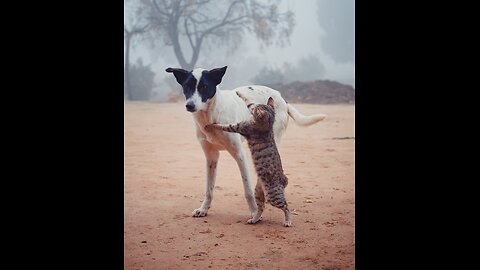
[192,91,219,129]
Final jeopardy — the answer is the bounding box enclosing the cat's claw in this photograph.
[192,208,208,217]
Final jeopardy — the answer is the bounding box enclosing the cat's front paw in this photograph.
[192,208,208,217]
[204,124,216,132]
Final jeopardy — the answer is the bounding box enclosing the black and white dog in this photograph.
[166,66,326,221]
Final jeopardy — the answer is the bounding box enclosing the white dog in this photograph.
[166,66,326,221]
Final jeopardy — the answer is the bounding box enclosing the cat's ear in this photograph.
[267,97,275,109]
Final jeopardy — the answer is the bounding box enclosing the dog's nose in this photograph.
[185,102,196,112]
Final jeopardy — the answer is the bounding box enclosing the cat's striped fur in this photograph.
[206,96,292,227]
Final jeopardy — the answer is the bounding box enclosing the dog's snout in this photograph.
[185,102,196,112]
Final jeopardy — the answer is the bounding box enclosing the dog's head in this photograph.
[165,66,227,113]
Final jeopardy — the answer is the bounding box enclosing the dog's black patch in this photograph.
[198,67,227,102]
[166,67,190,85]
[166,66,227,103]
[166,67,197,100]
[248,86,254,90]
[198,71,218,102]
[182,75,197,100]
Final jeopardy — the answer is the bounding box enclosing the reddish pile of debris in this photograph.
[267,80,355,104]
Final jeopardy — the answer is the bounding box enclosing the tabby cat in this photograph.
[205,94,292,227]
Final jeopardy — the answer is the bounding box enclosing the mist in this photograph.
[124,0,355,101]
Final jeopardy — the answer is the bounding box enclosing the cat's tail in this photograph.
[287,104,326,126]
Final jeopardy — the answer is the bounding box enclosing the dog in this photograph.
[166,66,326,221]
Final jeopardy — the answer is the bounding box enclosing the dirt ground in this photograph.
[124,102,355,270]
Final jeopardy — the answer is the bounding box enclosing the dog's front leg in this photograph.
[225,137,258,221]
[192,140,220,217]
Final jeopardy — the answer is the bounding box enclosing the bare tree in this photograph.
[125,24,149,100]
[141,0,294,70]
[124,0,152,100]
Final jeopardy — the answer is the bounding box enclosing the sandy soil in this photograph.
[124,102,355,270]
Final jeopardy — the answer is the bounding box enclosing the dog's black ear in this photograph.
[166,67,190,85]
[206,66,227,85]
[267,97,275,109]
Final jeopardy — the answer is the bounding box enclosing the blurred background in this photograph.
[124,0,355,103]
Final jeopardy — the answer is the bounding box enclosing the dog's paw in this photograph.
[283,220,292,227]
[192,208,208,217]
[247,218,258,224]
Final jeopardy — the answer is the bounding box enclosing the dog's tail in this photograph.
[287,104,326,126]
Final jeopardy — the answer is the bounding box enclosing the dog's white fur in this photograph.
[189,69,326,219]
[187,69,208,111]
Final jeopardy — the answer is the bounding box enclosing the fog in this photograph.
[124,0,354,101]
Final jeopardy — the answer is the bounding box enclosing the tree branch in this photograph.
[130,23,149,35]
[223,0,244,21]
[193,18,200,41]
[199,0,248,39]
[184,17,196,52]
[151,0,170,16]
[201,15,249,38]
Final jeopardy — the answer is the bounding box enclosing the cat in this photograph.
[205,94,292,227]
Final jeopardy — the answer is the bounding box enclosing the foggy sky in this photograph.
[125,0,355,100]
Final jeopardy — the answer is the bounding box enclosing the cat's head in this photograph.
[243,95,275,126]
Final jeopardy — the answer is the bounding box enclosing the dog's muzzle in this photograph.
[185,101,196,112]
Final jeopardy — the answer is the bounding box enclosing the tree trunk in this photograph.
[124,34,133,100]
[188,38,202,70]
[169,26,192,70]
[170,35,200,71]
[167,14,198,71]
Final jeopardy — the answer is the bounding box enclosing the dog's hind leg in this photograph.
[192,141,220,217]
[225,137,258,220]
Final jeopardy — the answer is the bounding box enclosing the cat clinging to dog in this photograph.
[206,92,292,227]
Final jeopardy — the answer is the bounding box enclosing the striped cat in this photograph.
[205,94,292,227]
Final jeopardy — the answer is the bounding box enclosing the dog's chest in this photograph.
[193,112,221,144]
[193,108,246,147]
